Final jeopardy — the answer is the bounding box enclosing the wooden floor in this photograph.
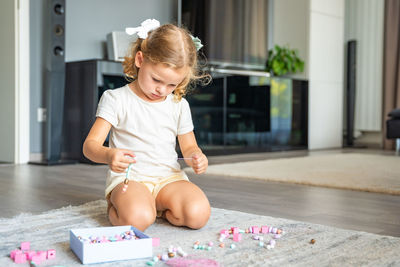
[1,148,399,237]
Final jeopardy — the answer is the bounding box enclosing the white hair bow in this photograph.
[125,19,160,39]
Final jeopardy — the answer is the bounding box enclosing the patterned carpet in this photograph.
[185,153,400,195]
[1,200,399,266]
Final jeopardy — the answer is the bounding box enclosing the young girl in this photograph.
[83,19,211,232]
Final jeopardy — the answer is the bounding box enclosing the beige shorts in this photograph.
[106,174,189,217]
[136,174,189,199]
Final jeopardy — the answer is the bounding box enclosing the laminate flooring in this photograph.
[1,149,399,237]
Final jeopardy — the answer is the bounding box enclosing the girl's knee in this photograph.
[116,206,156,231]
[183,200,211,229]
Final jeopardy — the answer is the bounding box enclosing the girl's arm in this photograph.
[83,117,135,173]
[178,131,208,174]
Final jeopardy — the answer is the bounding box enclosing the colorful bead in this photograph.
[168,252,175,258]
[233,233,242,242]
[261,226,269,234]
[252,226,260,234]
[161,254,169,261]
[219,243,225,248]
[14,252,27,264]
[220,229,229,235]
[20,242,30,251]
[208,241,214,247]
[31,254,42,265]
[177,247,187,257]
[46,249,56,260]
[259,241,264,247]
[146,261,155,266]
[230,244,236,249]
[10,249,20,260]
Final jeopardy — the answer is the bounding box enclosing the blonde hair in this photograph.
[123,24,210,101]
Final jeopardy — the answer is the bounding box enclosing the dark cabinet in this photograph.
[186,73,308,155]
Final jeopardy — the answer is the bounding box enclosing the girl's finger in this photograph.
[122,156,136,163]
[117,162,129,170]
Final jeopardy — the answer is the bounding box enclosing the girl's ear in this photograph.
[135,51,144,68]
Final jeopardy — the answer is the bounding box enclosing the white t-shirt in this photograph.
[96,85,194,188]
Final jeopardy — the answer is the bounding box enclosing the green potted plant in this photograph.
[265,45,304,76]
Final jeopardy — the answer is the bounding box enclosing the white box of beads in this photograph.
[70,225,153,264]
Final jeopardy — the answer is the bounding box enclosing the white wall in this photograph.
[16,0,31,163]
[345,0,384,132]
[0,0,16,162]
[308,0,345,149]
[0,0,30,163]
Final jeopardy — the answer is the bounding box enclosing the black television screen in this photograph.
[181,0,270,69]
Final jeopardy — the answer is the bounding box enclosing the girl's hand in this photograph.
[191,152,208,174]
[106,148,136,173]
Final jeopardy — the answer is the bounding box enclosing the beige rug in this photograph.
[185,153,400,195]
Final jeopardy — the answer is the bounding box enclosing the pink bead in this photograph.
[152,238,160,247]
[261,226,269,234]
[233,233,242,242]
[231,227,239,234]
[208,241,214,247]
[252,226,260,234]
[220,229,229,235]
[47,249,56,260]
[38,251,47,261]
[14,253,27,264]
[20,242,30,251]
[26,251,36,260]
[10,249,21,260]
[31,254,42,265]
